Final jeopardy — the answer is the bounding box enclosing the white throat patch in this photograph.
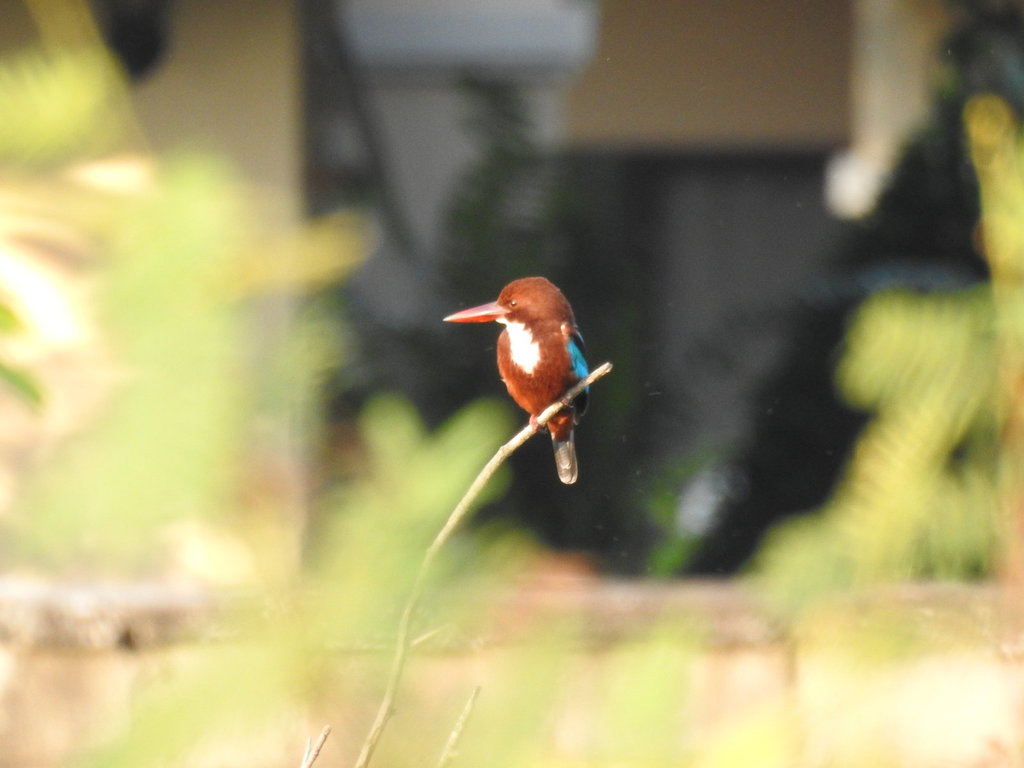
[500,319,540,374]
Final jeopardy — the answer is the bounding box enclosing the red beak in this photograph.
[443,301,508,323]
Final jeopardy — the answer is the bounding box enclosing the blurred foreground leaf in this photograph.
[0,47,125,166]
[0,301,23,332]
[756,96,1024,614]
[0,297,41,406]
[0,359,42,406]
[235,211,370,296]
[76,395,519,768]
[7,155,247,571]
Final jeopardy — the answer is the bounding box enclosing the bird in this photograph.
[444,277,589,484]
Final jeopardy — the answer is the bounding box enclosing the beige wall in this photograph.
[1,0,302,229]
[132,0,301,228]
[566,0,852,150]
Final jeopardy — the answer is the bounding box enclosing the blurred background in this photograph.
[5,2,1024,766]
[0,0,1012,577]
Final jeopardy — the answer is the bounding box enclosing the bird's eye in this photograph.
[508,300,517,307]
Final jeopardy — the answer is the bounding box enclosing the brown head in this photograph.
[442,277,575,327]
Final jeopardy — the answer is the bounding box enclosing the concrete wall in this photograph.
[0,579,1016,767]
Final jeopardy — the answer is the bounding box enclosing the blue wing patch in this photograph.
[567,331,590,421]
[568,333,589,380]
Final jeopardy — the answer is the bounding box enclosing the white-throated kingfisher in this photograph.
[444,277,589,484]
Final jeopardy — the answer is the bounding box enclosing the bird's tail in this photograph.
[551,431,578,485]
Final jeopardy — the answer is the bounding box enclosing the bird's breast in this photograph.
[500,319,541,374]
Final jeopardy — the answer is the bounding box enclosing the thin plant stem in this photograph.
[299,725,332,768]
[352,362,613,768]
[436,686,482,768]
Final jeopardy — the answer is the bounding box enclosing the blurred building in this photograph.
[0,0,952,243]
[0,0,968,569]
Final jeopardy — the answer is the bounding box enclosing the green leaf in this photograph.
[0,47,125,166]
[0,360,42,407]
[0,302,23,333]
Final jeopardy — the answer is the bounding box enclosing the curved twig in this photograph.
[352,362,613,768]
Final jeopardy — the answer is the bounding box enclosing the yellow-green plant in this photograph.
[0,9,538,768]
[756,95,1024,617]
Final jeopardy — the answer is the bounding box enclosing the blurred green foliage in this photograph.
[644,451,720,575]
[0,299,41,406]
[0,47,125,166]
[76,396,516,768]
[756,287,999,610]
[0,13,538,768]
[756,94,1024,616]
[10,155,248,570]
